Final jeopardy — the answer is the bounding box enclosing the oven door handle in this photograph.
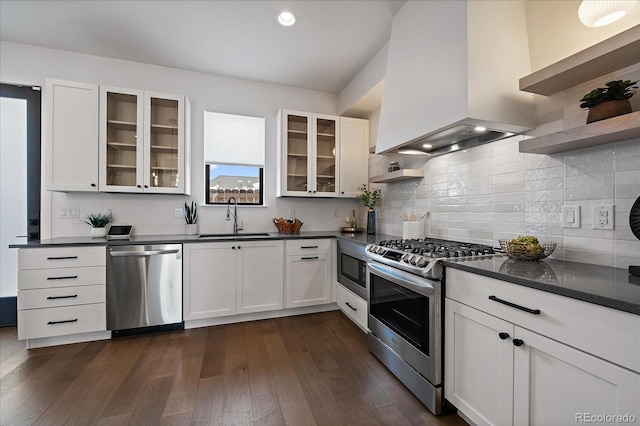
[367,262,435,296]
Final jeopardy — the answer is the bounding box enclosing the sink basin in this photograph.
[198,233,272,239]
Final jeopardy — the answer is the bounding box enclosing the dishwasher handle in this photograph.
[109,249,179,257]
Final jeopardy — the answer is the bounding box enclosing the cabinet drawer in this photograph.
[19,246,105,270]
[18,285,105,310]
[18,266,105,290]
[285,239,332,255]
[18,303,106,340]
[446,268,640,373]
[337,284,367,331]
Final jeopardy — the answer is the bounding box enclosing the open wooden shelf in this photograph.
[519,111,640,155]
[520,26,640,96]
[371,169,424,183]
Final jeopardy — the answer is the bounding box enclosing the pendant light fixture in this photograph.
[578,0,638,27]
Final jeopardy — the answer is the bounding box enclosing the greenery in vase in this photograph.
[185,200,198,224]
[83,212,112,228]
[356,184,381,210]
[579,79,638,109]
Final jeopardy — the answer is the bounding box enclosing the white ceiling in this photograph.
[0,0,405,94]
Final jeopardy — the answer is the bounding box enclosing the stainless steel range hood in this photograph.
[376,0,534,156]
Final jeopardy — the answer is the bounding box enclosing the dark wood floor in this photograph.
[0,310,466,425]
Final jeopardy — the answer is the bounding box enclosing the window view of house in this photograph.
[205,164,263,205]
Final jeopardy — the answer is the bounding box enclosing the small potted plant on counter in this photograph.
[184,200,198,235]
[84,212,112,238]
[579,79,637,123]
[357,183,381,234]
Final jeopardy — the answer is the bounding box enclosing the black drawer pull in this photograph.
[345,302,357,311]
[301,256,319,260]
[46,294,78,300]
[513,339,525,347]
[498,332,510,340]
[47,319,78,325]
[46,256,78,260]
[489,295,540,315]
[301,245,319,249]
[47,275,78,281]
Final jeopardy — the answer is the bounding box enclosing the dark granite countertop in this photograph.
[9,231,399,248]
[443,256,640,315]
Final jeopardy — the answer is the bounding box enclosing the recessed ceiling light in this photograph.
[278,11,296,26]
[474,126,487,132]
[422,143,433,149]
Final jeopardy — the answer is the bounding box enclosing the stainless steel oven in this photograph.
[367,260,443,414]
[337,238,367,300]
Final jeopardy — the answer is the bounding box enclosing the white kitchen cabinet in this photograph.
[445,269,640,426]
[17,246,107,342]
[183,241,284,320]
[285,239,332,308]
[99,86,189,194]
[336,283,367,332]
[44,79,99,191]
[277,109,339,197]
[338,117,369,198]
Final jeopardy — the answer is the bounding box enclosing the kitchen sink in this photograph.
[198,233,272,239]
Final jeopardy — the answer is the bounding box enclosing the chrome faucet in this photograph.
[226,196,243,234]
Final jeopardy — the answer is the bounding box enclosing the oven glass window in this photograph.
[369,274,430,356]
[340,252,366,289]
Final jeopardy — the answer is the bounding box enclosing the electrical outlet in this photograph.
[593,205,614,230]
[175,208,185,219]
[289,208,296,219]
[332,208,338,218]
[562,205,580,228]
[59,207,79,219]
[106,209,113,217]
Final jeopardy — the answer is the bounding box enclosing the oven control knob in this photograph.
[376,247,386,255]
[410,256,420,265]
[417,257,429,267]
[404,254,414,264]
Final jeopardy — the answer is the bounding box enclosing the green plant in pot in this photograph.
[84,212,112,238]
[184,200,199,235]
[579,79,637,123]
[357,184,381,234]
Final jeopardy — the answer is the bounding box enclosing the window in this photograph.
[204,111,265,205]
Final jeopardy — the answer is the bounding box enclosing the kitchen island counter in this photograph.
[444,256,640,315]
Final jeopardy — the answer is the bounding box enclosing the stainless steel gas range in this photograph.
[365,238,499,414]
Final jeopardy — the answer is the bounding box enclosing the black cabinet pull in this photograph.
[46,256,77,260]
[47,294,78,300]
[301,256,319,260]
[513,339,524,347]
[498,332,510,340]
[90,183,96,187]
[144,185,148,188]
[301,245,318,249]
[137,185,142,188]
[47,275,78,281]
[489,295,540,315]
[345,302,357,311]
[232,246,236,250]
[47,319,78,325]
[237,246,241,249]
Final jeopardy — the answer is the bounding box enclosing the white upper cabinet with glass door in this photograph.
[99,87,188,194]
[277,109,339,197]
[143,92,185,194]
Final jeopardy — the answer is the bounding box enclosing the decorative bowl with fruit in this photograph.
[498,236,557,261]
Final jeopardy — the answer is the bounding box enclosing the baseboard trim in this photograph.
[0,297,17,327]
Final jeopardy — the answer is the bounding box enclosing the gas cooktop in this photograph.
[365,237,502,279]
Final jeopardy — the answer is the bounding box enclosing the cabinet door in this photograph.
[99,86,144,192]
[445,299,514,426]
[279,110,312,196]
[513,327,640,426]
[339,117,369,198]
[285,253,331,308]
[44,79,99,191]
[313,114,339,197]
[143,92,185,194]
[183,243,238,320]
[237,241,284,314]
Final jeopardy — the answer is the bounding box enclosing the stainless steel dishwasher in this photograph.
[107,244,183,335]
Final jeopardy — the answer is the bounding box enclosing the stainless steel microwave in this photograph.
[337,238,367,300]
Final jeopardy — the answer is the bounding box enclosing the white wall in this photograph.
[0,41,361,238]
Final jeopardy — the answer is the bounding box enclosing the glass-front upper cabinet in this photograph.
[99,87,187,194]
[277,109,339,197]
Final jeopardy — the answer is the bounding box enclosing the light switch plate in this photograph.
[562,205,580,228]
[593,205,614,230]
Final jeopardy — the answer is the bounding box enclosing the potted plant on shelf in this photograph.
[184,200,198,235]
[579,79,637,123]
[357,184,381,234]
[84,212,112,238]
